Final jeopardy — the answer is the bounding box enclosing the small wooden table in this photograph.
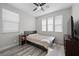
[19,35,27,45]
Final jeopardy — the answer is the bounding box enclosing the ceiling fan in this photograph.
[33,3,46,11]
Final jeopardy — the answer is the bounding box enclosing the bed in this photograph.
[24,31,55,49]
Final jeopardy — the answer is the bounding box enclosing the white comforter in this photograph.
[27,34,55,49]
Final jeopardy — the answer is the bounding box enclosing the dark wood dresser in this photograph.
[64,34,79,56]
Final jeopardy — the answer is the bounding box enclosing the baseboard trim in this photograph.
[0,43,18,52]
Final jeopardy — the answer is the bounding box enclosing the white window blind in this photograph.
[2,9,19,32]
[55,15,63,32]
[42,19,46,31]
[47,17,53,31]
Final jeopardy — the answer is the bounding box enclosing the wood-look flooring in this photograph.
[0,44,47,56]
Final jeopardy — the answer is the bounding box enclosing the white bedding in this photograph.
[27,34,55,49]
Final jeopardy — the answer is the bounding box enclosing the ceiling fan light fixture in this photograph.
[33,3,46,12]
[37,6,41,10]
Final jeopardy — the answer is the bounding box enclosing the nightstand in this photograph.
[19,35,27,45]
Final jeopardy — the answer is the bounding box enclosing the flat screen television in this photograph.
[71,16,74,39]
[74,19,79,40]
[67,16,74,39]
[69,16,79,40]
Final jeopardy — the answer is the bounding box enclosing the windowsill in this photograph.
[0,32,20,34]
[41,31,63,33]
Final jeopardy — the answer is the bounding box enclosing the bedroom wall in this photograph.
[0,3,36,51]
[36,7,72,44]
[19,12,35,33]
[72,3,79,23]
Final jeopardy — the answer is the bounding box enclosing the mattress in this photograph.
[27,34,55,49]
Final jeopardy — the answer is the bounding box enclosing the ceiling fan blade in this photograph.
[41,7,44,11]
[33,3,39,6]
[33,7,37,11]
[40,3,46,6]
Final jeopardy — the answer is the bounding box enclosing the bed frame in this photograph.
[24,31,48,51]
[27,40,47,51]
[24,31,37,36]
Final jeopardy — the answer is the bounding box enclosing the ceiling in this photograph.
[9,3,72,17]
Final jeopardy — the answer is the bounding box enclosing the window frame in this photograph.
[55,15,63,32]
[41,15,63,33]
[2,8,20,33]
[42,18,46,32]
[47,16,54,32]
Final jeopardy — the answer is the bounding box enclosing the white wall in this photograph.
[20,12,35,33]
[72,3,79,23]
[0,33,19,51]
[36,7,72,44]
[0,3,36,51]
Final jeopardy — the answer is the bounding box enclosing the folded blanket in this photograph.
[41,37,55,44]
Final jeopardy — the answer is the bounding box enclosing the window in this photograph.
[42,19,46,31]
[55,15,63,32]
[47,17,53,31]
[2,9,19,32]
